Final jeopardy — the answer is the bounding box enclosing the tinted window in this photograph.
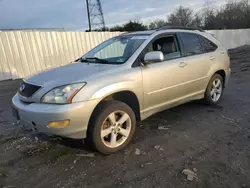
[200,36,218,53]
[180,33,203,56]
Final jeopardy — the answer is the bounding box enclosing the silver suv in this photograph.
[12,27,231,154]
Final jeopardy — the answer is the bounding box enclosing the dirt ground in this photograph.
[1,46,250,188]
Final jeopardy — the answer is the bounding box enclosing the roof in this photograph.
[118,27,219,46]
[120,30,156,36]
[157,26,204,32]
[119,26,204,36]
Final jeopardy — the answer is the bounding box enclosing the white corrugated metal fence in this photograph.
[0,31,122,81]
[207,29,250,49]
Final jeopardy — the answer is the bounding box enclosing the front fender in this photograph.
[72,80,143,105]
[90,81,139,100]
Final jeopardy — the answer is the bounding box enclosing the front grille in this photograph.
[18,81,41,97]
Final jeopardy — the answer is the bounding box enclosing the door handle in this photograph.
[210,56,215,60]
[179,62,187,68]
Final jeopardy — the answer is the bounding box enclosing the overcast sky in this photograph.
[0,0,226,30]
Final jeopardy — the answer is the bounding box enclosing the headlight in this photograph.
[41,83,86,104]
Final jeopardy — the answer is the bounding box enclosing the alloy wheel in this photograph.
[101,111,131,148]
[210,78,223,102]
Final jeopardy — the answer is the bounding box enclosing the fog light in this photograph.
[48,120,70,128]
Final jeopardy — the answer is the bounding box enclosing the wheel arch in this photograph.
[214,70,226,87]
[88,90,141,130]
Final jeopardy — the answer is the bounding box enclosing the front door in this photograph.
[142,57,191,113]
[141,34,187,114]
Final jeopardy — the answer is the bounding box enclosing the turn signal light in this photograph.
[48,120,70,128]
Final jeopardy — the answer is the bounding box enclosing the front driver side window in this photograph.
[143,35,181,62]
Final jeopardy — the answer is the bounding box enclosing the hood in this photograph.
[26,62,116,86]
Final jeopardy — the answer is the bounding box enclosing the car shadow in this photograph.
[30,132,93,151]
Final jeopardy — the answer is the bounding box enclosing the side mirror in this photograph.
[144,51,164,64]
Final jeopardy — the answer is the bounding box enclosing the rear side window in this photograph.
[199,36,218,53]
[179,33,203,56]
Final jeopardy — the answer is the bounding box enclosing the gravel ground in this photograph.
[1,46,250,188]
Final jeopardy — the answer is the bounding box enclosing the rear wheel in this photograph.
[204,74,224,105]
[88,100,136,154]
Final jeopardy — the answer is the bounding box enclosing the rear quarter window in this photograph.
[199,36,218,53]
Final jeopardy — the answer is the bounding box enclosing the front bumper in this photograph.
[12,94,98,139]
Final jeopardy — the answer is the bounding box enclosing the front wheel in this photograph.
[204,74,224,105]
[88,100,136,154]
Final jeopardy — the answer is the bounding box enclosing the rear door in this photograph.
[199,35,230,75]
[178,32,214,94]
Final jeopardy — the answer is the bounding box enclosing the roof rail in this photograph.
[157,26,204,32]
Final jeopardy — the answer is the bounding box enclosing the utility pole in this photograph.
[86,0,106,31]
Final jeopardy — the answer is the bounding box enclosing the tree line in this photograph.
[106,0,250,31]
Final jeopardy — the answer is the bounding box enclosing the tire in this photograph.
[87,100,136,154]
[204,73,224,105]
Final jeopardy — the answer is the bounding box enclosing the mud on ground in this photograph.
[1,46,250,188]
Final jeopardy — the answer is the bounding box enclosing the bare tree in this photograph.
[110,20,146,32]
[168,6,194,26]
[202,1,217,29]
[203,0,250,29]
[108,0,250,31]
[148,19,166,30]
[191,14,203,28]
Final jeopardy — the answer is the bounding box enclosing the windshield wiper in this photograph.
[80,57,109,64]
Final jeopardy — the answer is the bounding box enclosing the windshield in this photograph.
[80,35,149,64]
